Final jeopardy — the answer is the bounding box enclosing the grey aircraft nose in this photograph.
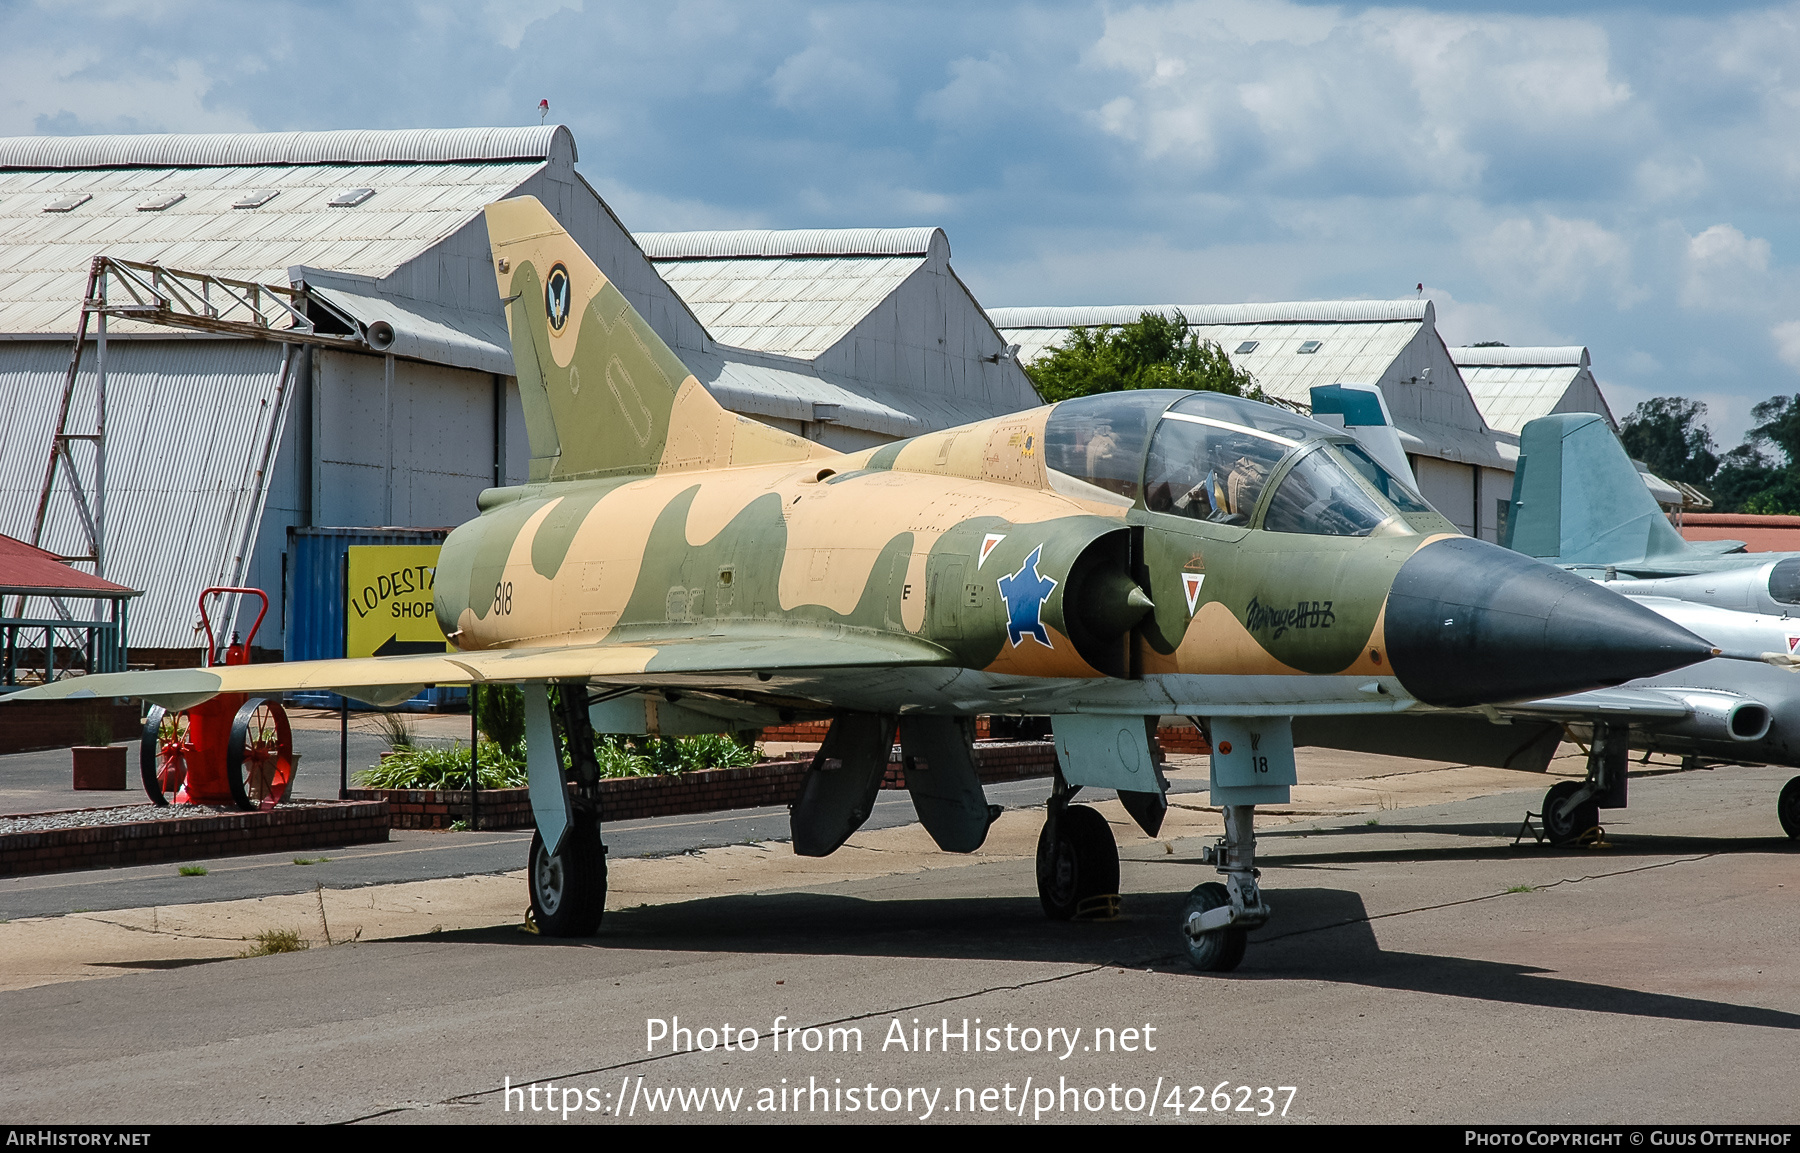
[1384,536,1715,707]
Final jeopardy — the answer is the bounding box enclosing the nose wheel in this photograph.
[1182,804,1269,973]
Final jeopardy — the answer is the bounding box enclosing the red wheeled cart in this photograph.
[140,587,295,811]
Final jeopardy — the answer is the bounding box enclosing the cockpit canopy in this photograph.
[1042,389,1440,537]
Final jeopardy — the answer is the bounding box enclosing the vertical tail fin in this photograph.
[1507,413,1692,564]
[484,196,829,482]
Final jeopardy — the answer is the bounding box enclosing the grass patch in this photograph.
[1364,817,1380,826]
[1503,883,1540,894]
[292,857,330,866]
[448,819,468,832]
[239,928,308,958]
[178,865,208,877]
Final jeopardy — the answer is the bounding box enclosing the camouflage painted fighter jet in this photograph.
[10,197,1720,970]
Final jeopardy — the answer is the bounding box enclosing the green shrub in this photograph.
[355,741,526,790]
[355,731,759,789]
[473,684,526,753]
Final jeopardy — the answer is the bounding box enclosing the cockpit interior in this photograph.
[1041,389,1441,537]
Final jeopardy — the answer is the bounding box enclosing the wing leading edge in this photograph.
[2,633,955,711]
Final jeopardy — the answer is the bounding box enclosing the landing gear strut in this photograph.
[1036,772,1119,920]
[1182,804,1269,972]
[524,680,608,937]
[1542,720,1628,846]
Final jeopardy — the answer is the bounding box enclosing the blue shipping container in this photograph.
[283,526,465,711]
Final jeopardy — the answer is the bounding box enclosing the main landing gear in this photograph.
[1541,720,1628,846]
[1182,804,1269,972]
[1036,773,1120,921]
[525,680,608,937]
[1779,776,1800,840]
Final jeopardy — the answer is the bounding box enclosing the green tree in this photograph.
[1713,394,1800,514]
[1024,311,1259,402]
[1618,397,1719,487]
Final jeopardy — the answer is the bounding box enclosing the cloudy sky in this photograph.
[4,0,1797,447]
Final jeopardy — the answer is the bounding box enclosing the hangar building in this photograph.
[1448,345,1617,435]
[0,127,1035,659]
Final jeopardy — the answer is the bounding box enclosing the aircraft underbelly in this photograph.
[599,667,1414,717]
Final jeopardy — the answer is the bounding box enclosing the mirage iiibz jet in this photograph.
[9,197,1720,971]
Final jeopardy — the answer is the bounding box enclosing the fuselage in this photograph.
[433,389,1711,718]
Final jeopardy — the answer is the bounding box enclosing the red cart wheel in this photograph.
[226,698,294,811]
[140,705,193,806]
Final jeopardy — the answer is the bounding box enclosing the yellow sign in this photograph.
[345,545,446,658]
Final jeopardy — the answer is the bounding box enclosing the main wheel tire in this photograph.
[530,821,607,937]
[140,705,190,806]
[225,698,295,812]
[1779,776,1800,839]
[1035,804,1120,920]
[1181,881,1247,973]
[1543,781,1598,846]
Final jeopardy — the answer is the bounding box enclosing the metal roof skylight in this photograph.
[232,189,279,209]
[327,188,375,208]
[136,193,186,212]
[43,193,91,212]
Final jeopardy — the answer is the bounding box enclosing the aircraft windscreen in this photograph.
[1143,413,1291,524]
[1166,391,1336,442]
[1770,558,1800,604]
[1043,390,1184,502]
[1262,446,1395,537]
[1333,442,1435,514]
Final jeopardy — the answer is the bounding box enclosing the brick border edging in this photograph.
[348,740,1064,830]
[0,801,391,877]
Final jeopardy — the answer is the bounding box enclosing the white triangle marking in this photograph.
[1182,572,1205,615]
[979,533,1006,568]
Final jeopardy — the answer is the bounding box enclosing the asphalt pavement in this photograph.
[0,760,1794,1125]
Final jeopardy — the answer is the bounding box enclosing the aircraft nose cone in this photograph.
[1384,536,1714,707]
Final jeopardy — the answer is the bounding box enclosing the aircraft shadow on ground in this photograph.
[1204,829,1799,869]
[429,886,1800,1032]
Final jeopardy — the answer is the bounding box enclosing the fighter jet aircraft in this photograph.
[7,198,1720,971]
[1486,412,1800,841]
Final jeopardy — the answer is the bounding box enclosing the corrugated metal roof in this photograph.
[989,300,1430,330]
[0,126,573,171]
[0,157,541,334]
[635,227,944,260]
[1459,363,1597,435]
[997,307,1428,409]
[651,253,927,356]
[1449,345,1589,368]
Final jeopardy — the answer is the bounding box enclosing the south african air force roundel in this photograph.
[544,262,572,332]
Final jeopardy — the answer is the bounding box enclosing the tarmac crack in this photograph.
[1253,852,1718,944]
[338,961,1134,1123]
[75,913,247,944]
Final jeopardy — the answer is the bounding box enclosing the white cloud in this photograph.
[1470,214,1635,303]
[1681,224,1773,310]
[482,0,583,51]
[0,51,257,136]
[1085,1,1632,194]
[1773,319,1800,369]
[769,41,897,113]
